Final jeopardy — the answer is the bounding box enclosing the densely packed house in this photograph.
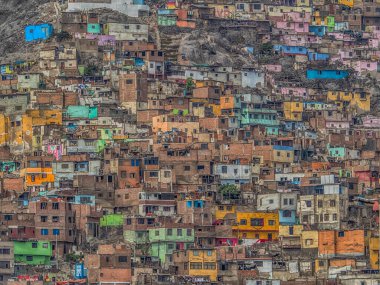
[1,0,380,284]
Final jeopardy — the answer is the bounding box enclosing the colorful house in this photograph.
[25,23,54,42]
[148,227,194,263]
[306,70,349,80]
[232,211,279,241]
[14,241,52,265]
[188,248,217,282]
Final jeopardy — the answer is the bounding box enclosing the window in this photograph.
[41,229,48,235]
[121,171,127,178]
[203,262,216,269]
[187,229,192,236]
[269,199,274,204]
[330,200,336,207]
[324,214,329,221]
[305,200,312,207]
[26,256,33,261]
[240,219,247,225]
[118,256,128,262]
[168,243,174,250]
[52,216,59,223]
[333,213,338,221]
[221,166,227,173]
[32,242,38,248]
[318,200,323,208]
[184,165,190,171]
[40,216,47,222]
[53,229,60,236]
[0,248,10,255]
[282,210,292,217]
[338,231,345,237]
[283,198,288,205]
[149,172,158,177]
[155,230,159,236]
[306,239,313,246]
[177,229,182,236]
[190,262,202,269]
[268,220,275,226]
[193,250,199,256]
[167,229,173,236]
[250,218,264,226]
[52,203,59,210]
[207,250,212,256]
[126,79,133,84]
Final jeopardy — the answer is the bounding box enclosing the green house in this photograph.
[14,241,52,265]
[328,145,345,158]
[124,230,149,244]
[87,23,101,34]
[66,106,98,119]
[158,15,177,26]
[100,214,124,227]
[326,16,335,32]
[148,227,194,263]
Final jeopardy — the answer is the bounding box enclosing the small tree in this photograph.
[219,184,240,200]
[259,42,273,56]
[56,31,72,42]
[185,77,195,91]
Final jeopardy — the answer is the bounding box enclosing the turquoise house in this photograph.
[328,145,345,158]
[87,23,101,34]
[25,23,53,42]
[66,106,98,119]
[306,70,349,80]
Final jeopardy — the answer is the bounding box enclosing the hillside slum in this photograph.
[0,0,380,284]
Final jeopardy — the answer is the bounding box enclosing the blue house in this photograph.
[309,25,326,37]
[25,23,54,42]
[279,210,297,225]
[306,70,349,80]
[274,45,308,55]
[308,52,330,61]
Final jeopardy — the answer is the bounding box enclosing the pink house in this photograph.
[352,60,378,73]
[283,11,311,23]
[362,116,380,128]
[368,38,380,48]
[264,64,282,73]
[280,87,307,97]
[276,21,309,33]
[281,34,321,46]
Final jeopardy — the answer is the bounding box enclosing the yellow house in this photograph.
[273,146,294,163]
[369,237,379,269]
[338,0,354,7]
[189,248,217,282]
[27,109,63,126]
[283,101,303,121]
[209,104,221,116]
[233,211,279,240]
[0,114,9,145]
[215,204,236,221]
[6,114,33,152]
[327,90,370,112]
[152,114,199,136]
[300,230,319,249]
[279,225,303,237]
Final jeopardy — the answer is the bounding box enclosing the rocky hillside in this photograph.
[0,0,57,63]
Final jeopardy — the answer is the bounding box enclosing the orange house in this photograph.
[318,230,364,258]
